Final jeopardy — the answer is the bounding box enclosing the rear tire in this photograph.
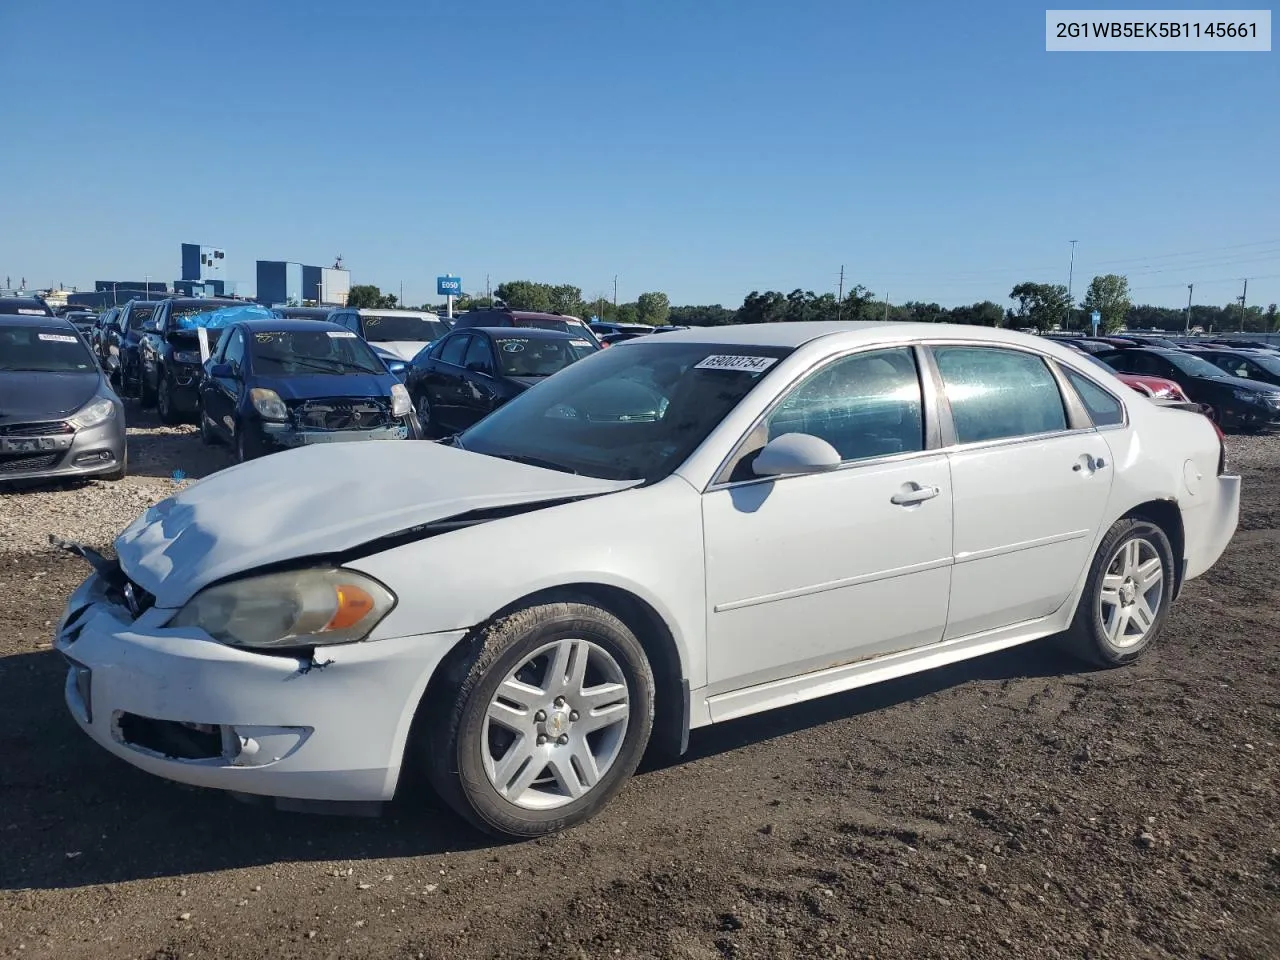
[1061,519,1175,668]
[422,602,655,839]
[235,423,263,463]
[199,407,220,446]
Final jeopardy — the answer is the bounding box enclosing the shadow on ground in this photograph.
[0,637,1083,892]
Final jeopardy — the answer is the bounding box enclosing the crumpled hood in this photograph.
[115,441,636,608]
[369,341,429,362]
[0,371,101,421]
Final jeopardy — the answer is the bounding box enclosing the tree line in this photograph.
[345,276,1280,334]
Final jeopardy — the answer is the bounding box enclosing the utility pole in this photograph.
[613,275,618,310]
[486,274,491,302]
[883,291,890,322]
[144,274,150,301]
[836,265,845,321]
[1185,283,1193,334]
[1065,240,1078,331]
[1239,278,1249,332]
[399,280,404,308]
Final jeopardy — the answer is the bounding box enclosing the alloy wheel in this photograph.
[1098,537,1164,649]
[481,638,630,811]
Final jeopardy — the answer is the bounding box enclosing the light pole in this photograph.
[1065,240,1078,331]
[1185,283,1194,334]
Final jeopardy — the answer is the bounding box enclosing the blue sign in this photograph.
[437,276,462,296]
[1090,309,1101,334]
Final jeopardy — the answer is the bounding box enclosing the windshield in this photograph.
[1211,352,1280,377]
[360,315,447,343]
[170,302,238,324]
[249,329,385,375]
[127,303,157,330]
[459,341,793,482]
[494,336,598,377]
[1163,351,1227,378]
[518,318,596,339]
[0,326,96,373]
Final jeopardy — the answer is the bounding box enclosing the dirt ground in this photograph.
[1,422,1277,960]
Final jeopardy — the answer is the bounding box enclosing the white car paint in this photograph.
[55,322,1241,807]
[369,340,428,362]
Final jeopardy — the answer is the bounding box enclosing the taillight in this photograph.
[1207,414,1227,474]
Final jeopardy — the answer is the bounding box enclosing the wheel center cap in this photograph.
[1120,578,1137,606]
[543,709,570,737]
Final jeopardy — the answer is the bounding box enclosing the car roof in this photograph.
[461,326,582,341]
[0,314,77,330]
[353,308,439,318]
[625,320,1083,350]
[238,318,353,334]
[0,297,55,316]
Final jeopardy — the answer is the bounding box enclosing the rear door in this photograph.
[932,344,1115,639]
[426,333,472,431]
[458,334,500,427]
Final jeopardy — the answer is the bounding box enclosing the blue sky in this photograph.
[2,1,1276,311]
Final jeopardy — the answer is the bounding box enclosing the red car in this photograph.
[1074,350,1190,400]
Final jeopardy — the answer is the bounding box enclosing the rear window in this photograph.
[0,299,55,317]
[361,315,448,343]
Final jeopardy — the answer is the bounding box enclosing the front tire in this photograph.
[1062,519,1175,668]
[235,422,263,463]
[415,393,435,438]
[423,602,655,838]
[157,376,181,425]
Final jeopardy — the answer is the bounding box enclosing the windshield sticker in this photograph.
[570,339,592,347]
[326,330,357,338]
[694,355,778,374]
[37,333,78,343]
[364,317,381,326]
[501,341,527,353]
[255,333,280,343]
[19,309,47,315]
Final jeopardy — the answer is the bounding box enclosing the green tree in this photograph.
[615,302,640,324]
[1009,282,1070,330]
[1267,303,1278,331]
[669,304,736,326]
[347,284,386,309]
[635,291,671,326]
[1082,274,1133,334]
[547,284,583,317]
[495,280,552,312]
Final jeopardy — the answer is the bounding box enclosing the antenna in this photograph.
[333,255,344,270]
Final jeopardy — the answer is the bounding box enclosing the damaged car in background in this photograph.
[54,322,1238,839]
[196,316,421,462]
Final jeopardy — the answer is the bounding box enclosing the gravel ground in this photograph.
[0,415,1277,960]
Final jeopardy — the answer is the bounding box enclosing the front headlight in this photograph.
[390,383,412,417]
[69,397,116,429]
[173,350,202,364]
[250,387,289,421]
[169,568,396,649]
[1233,388,1264,404]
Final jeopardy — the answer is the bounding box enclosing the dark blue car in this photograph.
[197,318,423,463]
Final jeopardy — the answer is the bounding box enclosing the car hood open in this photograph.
[115,441,637,608]
[368,341,429,362]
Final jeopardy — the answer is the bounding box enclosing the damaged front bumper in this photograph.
[54,571,465,805]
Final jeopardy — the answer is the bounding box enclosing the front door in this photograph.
[703,346,954,694]
[930,344,1115,639]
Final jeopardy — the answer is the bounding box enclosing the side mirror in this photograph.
[752,433,842,477]
[210,362,234,378]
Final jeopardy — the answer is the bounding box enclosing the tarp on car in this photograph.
[174,303,279,331]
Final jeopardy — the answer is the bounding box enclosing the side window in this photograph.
[765,347,925,462]
[440,334,470,367]
[222,330,246,370]
[463,335,496,375]
[1062,367,1124,427]
[933,346,1067,444]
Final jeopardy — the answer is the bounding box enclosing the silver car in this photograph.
[0,316,127,482]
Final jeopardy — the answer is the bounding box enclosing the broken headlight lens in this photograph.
[169,568,396,649]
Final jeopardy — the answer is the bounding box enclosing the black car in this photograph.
[90,307,121,364]
[109,299,163,398]
[0,316,127,482]
[1192,348,1280,388]
[404,326,598,436]
[274,306,334,321]
[198,318,422,462]
[451,308,603,349]
[1097,347,1280,431]
[0,296,55,317]
[61,310,98,336]
[137,297,243,422]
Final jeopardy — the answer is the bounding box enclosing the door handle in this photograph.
[1072,454,1107,473]
[890,483,941,506]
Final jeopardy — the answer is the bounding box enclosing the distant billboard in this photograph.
[321,267,350,306]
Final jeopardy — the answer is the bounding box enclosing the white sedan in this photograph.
[54,322,1240,837]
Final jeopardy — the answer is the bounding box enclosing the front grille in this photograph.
[0,421,74,437]
[0,453,60,474]
[291,397,393,431]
